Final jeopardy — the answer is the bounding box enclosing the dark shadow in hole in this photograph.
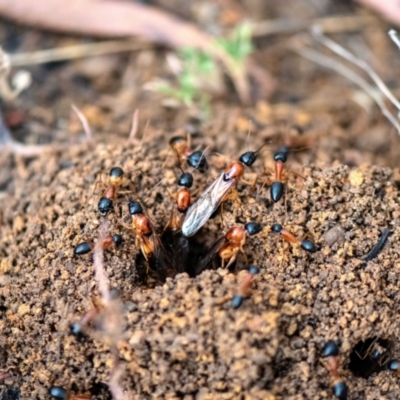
[349,337,392,379]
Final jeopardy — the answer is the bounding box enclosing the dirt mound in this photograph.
[1,135,400,399]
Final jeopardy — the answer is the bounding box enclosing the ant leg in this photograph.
[118,220,133,230]
[225,256,236,270]
[240,246,248,265]
[220,257,226,269]
[219,203,226,229]
[92,172,107,196]
[167,188,175,200]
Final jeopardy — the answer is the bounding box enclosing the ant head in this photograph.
[70,322,85,337]
[187,150,208,173]
[271,223,283,233]
[248,265,260,275]
[128,200,143,215]
[49,387,68,399]
[109,167,124,178]
[239,143,267,167]
[112,234,123,247]
[169,135,189,156]
[169,136,187,147]
[178,172,193,188]
[273,151,288,163]
[239,151,257,167]
[98,197,113,216]
[244,222,263,236]
[322,341,340,358]
[109,167,124,185]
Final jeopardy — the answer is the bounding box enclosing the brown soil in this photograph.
[2,1,400,399]
[1,128,400,399]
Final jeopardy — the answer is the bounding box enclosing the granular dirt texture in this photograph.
[1,133,400,400]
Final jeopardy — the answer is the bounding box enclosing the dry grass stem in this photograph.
[252,14,377,37]
[128,109,139,142]
[71,104,93,142]
[92,219,112,304]
[291,41,400,134]
[8,39,147,67]
[312,26,400,115]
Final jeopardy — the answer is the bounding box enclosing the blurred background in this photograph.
[1,0,400,170]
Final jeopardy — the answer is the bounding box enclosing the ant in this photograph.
[262,146,303,203]
[69,309,98,339]
[271,224,317,253]
[232,265,260,309]
[182,146,265,237]
[128,200,173,277]
[49,387,90,400]
[164,148,197,232]
[96,167,124,216]
[169,135,208,173]
[74,234,123,255]
[322,341,348,400]
[197,222,263,273]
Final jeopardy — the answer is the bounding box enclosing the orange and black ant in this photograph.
[182,146,265,237]
[271,224,317,253]
[49,386,90,400]
[232,265,260,309]
[261,146,304,203]
[164,156,195,233]
[128,200,173,277]
[73,234,123,256]
[96,167,124,216]
[322,341,348,400]
[197,222,262,273]
[169,135,208,173]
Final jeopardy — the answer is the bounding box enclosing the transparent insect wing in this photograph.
[144,229,173,272]
[181,172,235,237]
[196,236,227,274]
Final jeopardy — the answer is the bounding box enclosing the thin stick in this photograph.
[252,15,377,37]
[291,44,400,134]
[8,39,147,67]
[92,219,112,304]
[71,104,93,142]
[109,352,126,400]
[312,26,400,115]
[128,109,139,142]
[389,30,400,52]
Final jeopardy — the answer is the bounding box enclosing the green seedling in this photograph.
[157,23,254,114]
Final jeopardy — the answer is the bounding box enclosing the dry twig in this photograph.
[289,27,400,135]
[8,39,147,67]
[71,104,93,142]
[92,219,126,399]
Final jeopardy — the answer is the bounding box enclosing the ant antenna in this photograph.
[245,119,253,152]
[193,145,210,170]
[128,109,139,142]
[254,142,268,155]
[71,104,93,142]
